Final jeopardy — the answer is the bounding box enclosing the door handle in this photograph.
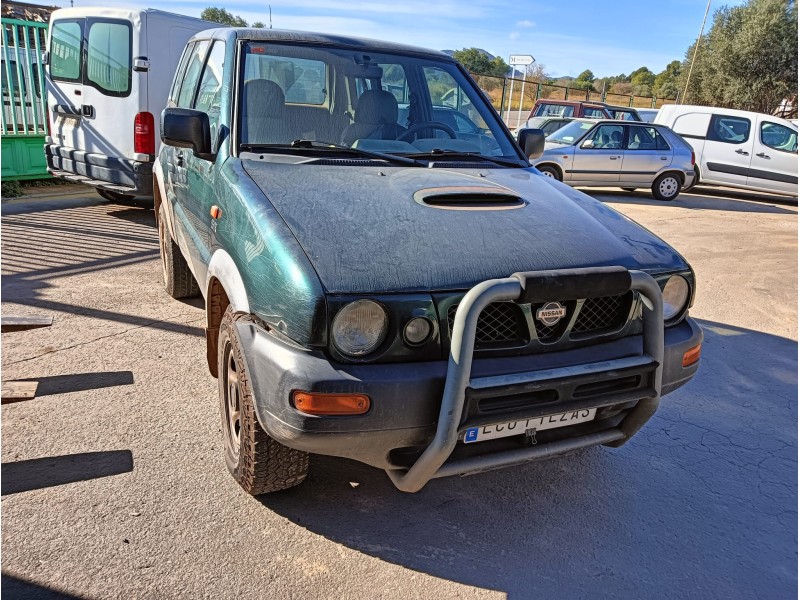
[81,104,94,118]
[735,149,749,155]
[660,156,668,160]
[176,152,184,167]
[756,152,770,159]
[609,156,619,160]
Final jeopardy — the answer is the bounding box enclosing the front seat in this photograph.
[605,130,623,148]
[242,80,291,145]
[340,89,406,147]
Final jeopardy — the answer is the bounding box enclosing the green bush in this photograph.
[1,181,24,198]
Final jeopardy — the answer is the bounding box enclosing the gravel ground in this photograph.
[1,185,796,599]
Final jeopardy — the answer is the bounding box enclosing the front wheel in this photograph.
[652,173,681,201]
[157,204,200,298]
[537,165,561,181]
[218,306,309,495]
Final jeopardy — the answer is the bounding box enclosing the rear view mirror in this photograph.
[161,108,214,161]
[517,128,545,159]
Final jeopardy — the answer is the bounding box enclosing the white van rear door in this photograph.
[748,117,798,195]
[81,16,142,161]
[47,17,85,151]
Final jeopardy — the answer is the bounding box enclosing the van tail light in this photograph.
[691,150,695,166]
[134,112,155,155]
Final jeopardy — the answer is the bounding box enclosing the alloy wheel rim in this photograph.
[223,344,242,460]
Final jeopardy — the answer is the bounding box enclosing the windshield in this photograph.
[546,120,596,144]
[238,41,520,162]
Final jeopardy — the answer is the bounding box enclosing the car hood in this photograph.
[542,142,574,154]
[243,160,687,294]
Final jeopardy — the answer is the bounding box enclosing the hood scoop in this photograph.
[413,186,528,211]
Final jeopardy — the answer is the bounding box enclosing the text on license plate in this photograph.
[463,408,597,444]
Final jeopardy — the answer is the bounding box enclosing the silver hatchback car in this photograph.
[532,119,696,200]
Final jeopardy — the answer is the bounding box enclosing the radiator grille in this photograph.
[447,302,528,346]
[572,293,632,335]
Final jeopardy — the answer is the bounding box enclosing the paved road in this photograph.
[1,185,796,599]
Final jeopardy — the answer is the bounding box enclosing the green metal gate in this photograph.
[1,18,50,181]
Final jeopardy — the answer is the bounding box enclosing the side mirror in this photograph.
[581,139,595,149]
[517,128,545,159]
[41,51,49,65]
[161,108,214,161]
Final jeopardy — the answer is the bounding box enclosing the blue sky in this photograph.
[37,0,743,76]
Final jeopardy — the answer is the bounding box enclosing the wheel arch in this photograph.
[206,249,251,377]
[535,162,564,180]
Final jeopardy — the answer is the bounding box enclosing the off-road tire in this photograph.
[537,165,561,181]
[218,305,309,495]
[651,172,681,201]
[157,204,199,298]
[97,188,136,202]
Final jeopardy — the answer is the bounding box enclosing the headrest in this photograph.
[355,89,398,125]
[244,79,286,113]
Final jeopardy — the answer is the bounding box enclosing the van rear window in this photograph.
[49,19,132,96]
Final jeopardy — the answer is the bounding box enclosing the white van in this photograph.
[44,8,216,200]
[655,104,797,197]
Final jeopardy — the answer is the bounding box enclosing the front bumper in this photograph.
[238,269,702,492]
[45,143,153,197]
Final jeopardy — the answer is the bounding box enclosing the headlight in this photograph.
[332,300,388,356]
[662,275,689,320]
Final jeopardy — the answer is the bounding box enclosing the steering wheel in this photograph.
[396,122,457,142]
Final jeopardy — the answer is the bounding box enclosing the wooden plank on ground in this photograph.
[2,381,39,403]
[1,315,53,333]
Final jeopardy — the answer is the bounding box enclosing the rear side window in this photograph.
[86,21,132,96]
[50,20,82,82]
[177,40,210,108]
[583,107,606,119]
[626,126,670,151]
[707,114,751,144]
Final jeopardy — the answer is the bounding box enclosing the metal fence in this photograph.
[2,17,50,180]
[469,72,675,128]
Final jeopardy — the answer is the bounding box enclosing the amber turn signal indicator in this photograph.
[682,344,702,367]
[292,391,370,416]
[210,205,222,219]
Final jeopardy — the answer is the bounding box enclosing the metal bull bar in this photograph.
[386,267,664,493]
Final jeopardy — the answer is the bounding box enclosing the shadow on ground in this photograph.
[590,186,797,214]
[1,573,90,599]
[2,450,134,495]
[260,319,797,599]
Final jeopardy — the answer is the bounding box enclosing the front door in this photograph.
[568,123,624,184]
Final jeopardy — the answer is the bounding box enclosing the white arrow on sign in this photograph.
[509,54,535,66]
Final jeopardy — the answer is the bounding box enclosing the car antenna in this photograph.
[269,6,272,28]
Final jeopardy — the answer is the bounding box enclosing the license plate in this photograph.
[463,408,597,444]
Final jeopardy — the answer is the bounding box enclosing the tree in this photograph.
[451,48,510,78]
[201,7,248,27]
[680,0,797,113]
[629,66,655,96]
[654,60,682,99]
[572,69,595,91]
[251,21,265,28]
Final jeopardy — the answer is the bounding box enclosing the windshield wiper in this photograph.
[400,150,525,167]
[241,140,423,167]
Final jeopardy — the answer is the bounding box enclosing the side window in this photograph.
[760,122,798,154]
[168,42,195,107]
[176,40,209,108]
[626,126,670,151]
[583,107,605,119]
[423,67,488,132]
[194,41,226,134]
[85,21,132,96]
[585,124,624,149]
[379,63,408,105]
[536,104,574,117]
[50,20,83,82]
[707,114,751,144]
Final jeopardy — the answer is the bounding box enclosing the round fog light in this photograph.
[404,317,432,345]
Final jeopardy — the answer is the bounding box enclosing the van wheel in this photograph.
[157,204,199,298]
[537,165,561,181]
[97,189,135,202]
[652,173,681,201]
[218,306,309,495]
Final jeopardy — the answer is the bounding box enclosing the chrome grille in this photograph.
[572,293,632,335]
[447,302,528,346]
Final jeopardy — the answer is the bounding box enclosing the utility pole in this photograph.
[682,0,712,104]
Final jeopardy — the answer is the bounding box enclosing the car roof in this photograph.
[573,118,668,128]
[192,27,454,61]
[658,104,797,127]
[536,99,604,107]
